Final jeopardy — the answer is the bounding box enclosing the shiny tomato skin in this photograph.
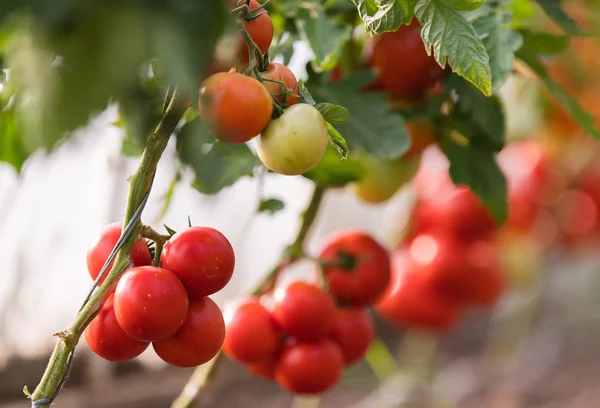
[319,230,391,307]
[330,309,374,365]
[366,21,446,98]
[199,72,273,144]
[223,298,282,364]
[86,222,152,285]
[260,63,299,105]
[257,104,329,175]
[160,227,235,299]
[235,0,274,63]
[84,295,149,362]
[273,281,337,342]
[374,252,463,334]
[113,266,189,342]
[246,359,277,380]
[153,297,225,368]
[274,339,344,395]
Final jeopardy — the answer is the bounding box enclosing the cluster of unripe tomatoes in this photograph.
[84,223,234,367]
[223,230,390,394]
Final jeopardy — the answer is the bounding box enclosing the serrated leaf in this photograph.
[447,75,505,150]
[351,0,418,34]
[176,119,261,194]
[327,122,350,159]
[517,42,600,139]
[473,9,523,92]
[303,146,364,186]
[258,198,285,214]
[416,0,492,96]
[295,0,352,71]
[534,0,585,36]
[308,71,410,159]
[298,80,316,105]
[440,139,507,224]
[440,0,486,10]
[315,103,349,124]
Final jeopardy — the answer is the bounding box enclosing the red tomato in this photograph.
[198,72,273,144]
[246,359,277,380]
[366,21,446,99]
[274,339,344,394]
[330,309,374,365]
[223,298,282,363]
[84,295,149,362]
[273,281,336,342]
[113,266,189,342]
[374,252,463,334]
[153,297,225,367]
[408,233,505,307]
[161,226,235,299]
[86,222,152,285]
[235,0,274,63]
[554,189,599,245]
[260,63,299,105]
[318,230,391,307]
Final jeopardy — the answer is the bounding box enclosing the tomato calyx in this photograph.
[231,0,269,21]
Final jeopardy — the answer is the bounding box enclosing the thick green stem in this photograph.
[28,90,188,408]
[171,184,327,408]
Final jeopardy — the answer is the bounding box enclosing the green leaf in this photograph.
[308,71,410,159]
[518,30,569,55]
[176,119,261,194]
[295,0,352,71]
[315,103,349,124]
[416,0,492,96]
[298,79,317,105]
[0,109,28,172]
[440,139,508,224]
[517,41,600,139]
[303,146,364,187]
[446,75,505,151]
[327,122,350,159]
[440,0,486,10]
[472,9,523,92]
[258,198,285,214]
[533,0,585,36]
[351,0,418,34]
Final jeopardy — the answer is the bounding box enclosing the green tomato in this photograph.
[351,153,421,204]
[257,104,329,176]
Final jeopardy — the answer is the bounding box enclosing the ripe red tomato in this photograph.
[113,266,189,342]
[199,72,273,144]
[234,0,274,63]
[274,339,344,394]
[246,359,277,380]
[223,298,282,363]
[366,21,446,98]
[374,252,463,334]
[330,309,374,365]
[160,226,235,299]
[318,230,391,307]
[554,189,599,245]
[84,295,149,362]
[153,297,225,368]
[86,222,152,285]
[260,63,299,105]
[408,233,504,307]
[273,281,336,342]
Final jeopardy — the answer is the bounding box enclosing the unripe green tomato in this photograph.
[351,153,421,203]
[257,104,329,176]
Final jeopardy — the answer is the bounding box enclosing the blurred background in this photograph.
[3,1,600,408]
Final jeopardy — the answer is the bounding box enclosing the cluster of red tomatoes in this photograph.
[198,0,330,176]
[84,223,235,367]
[223,231,391,394]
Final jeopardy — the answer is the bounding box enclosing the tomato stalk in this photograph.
[171,183,328,408]
[140,224,171,266]
[28,89,189,408]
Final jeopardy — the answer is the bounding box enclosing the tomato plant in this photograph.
[257,104,330,176]
[161,226,235,299]
[235,0,274,63]
[153,297,225,367]
[113,266,189,342]
[199,72,273,144]
[260,63,299,105]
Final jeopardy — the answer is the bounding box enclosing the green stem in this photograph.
[170,184,327,408]
[29,90,188,408]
